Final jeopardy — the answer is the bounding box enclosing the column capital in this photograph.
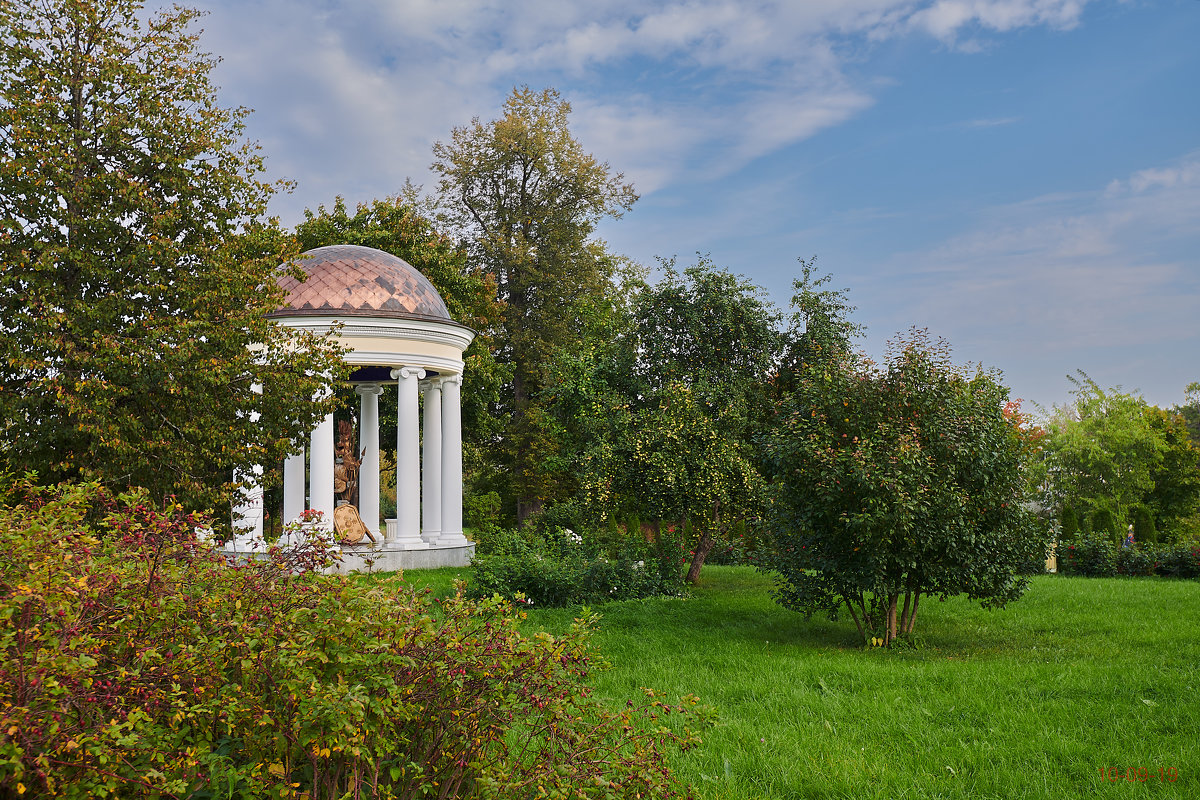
[391,366,427,381]
[436,373,463,388]
[354,382,384,396]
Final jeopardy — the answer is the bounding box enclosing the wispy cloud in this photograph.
[959,116,1022,128]
[869,154,1200,406]
[194,0,1098,220]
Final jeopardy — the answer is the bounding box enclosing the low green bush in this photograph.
[1156,541,1200,578]
[0,480,706,799]
[1059,535,1200,580]
[469,526,686,607]
[1060,533,1117,577]
[1115,543,1158,576]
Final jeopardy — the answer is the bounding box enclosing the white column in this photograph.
[232,382,265,549]
[355,383,383,536]
[283,450,306,524]
[421,379,443,544]
[437,373,468,547]
[391,366,428,549]
[309,390,336,532]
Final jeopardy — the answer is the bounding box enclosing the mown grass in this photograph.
[383,566,1200,799]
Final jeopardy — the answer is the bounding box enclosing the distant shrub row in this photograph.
[1058,535,1200,579]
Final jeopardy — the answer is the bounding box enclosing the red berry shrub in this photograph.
[0,480,707,798]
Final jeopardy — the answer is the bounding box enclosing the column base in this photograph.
[435,530,471,547]
[384,518,430,549]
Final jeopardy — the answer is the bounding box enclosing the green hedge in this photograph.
[469,526,686,607]
[1059,534,1200,579]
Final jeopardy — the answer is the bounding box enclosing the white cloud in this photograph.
[908,0,1089,43]
[1121,159,1200,195]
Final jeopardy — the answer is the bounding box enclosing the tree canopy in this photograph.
[774,257,866,398]
[0,0,342,513]
[1041,373,1200,541]
[538,256,779,580]
[764,329,1050,645]
[432,86,637,523]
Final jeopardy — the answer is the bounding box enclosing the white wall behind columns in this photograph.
[356,383,383,536]
[421,379,443,544]
[392,366,428,549]
[437,374,468,546]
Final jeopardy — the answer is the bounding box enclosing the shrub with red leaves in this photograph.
[1,479,709,798]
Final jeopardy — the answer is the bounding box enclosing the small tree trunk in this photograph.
[845,597,868,644]
[899,591,912,635]
[904,592,921,635]
[886,592,899,645]
[516,498,543,526]
[685,500,723,585]
[685,529,715,584]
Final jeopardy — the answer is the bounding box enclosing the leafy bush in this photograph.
[1155,541,1200,579]
[462,490,503,546]
[703,519,767,567]
[0,480,705,799]
[1060,534,1117,577]
[1115,543,1159,577]
[469,526,686,607]
[764,331,1051,646]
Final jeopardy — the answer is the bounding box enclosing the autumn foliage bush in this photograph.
[0,479,705,799]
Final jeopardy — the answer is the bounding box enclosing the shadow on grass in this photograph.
[360,565,1089,659]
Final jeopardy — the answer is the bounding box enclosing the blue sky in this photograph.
[193,0,1199,413]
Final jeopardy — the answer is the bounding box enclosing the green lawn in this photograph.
[385,566,1200,799]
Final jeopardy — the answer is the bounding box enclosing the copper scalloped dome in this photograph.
[269,244,451,322]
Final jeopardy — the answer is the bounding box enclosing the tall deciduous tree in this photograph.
[765,329,1049,646]
[432,87,637,523]
[1043,373,1200,540]
[632,256,782,438]
[0,0,342,513]
[1173,381,1200,446]
[543,257,779,581]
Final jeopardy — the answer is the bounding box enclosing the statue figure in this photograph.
[333,419,361,504]
[332,419,375,544]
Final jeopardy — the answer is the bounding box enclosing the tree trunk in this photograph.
[903,592,921,635]
[685,529,715,584]
[886,592,899,646]
[845,597,868,644]
[685,501,723,585]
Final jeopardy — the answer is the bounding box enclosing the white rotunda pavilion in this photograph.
[231,244,476,571]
